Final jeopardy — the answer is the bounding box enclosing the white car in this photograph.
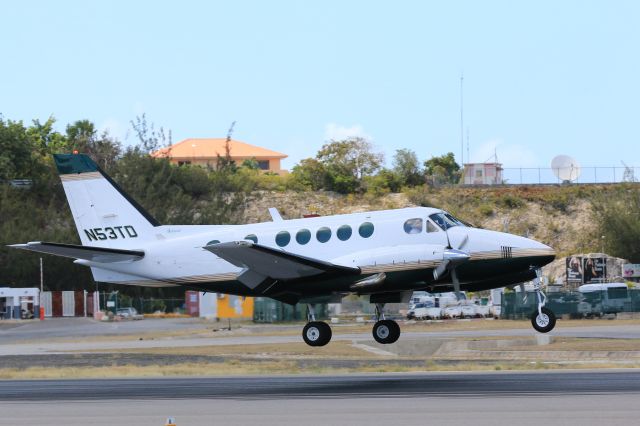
[407,302,442,320]
[460,304,476,318]
[443,305,462,319]
[474,304,491,318]
[116,307,144,320]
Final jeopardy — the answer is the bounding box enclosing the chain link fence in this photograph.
[500,166,637,185]
[502,288,640,319]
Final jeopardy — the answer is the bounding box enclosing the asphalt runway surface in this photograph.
[2,371,640,425]
[3,370,640,400]
[5,318,640,355]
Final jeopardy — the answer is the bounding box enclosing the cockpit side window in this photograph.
[429,212,465,231]
[426,220,439,233]
[403,218,423,234]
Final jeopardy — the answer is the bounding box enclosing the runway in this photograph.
[2,371,640,426]
[3,370,640,401]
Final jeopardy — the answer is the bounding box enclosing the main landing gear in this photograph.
[530,269,556,333]
[302,305,332,347]
[372,303,400,344]
[301,303,402,346]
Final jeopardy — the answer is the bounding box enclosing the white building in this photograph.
[0,288,39,319]
[463,162,504,185]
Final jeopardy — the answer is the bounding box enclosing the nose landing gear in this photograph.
[372,303,401,344]
[530,269,556,333]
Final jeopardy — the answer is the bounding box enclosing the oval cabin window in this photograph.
[296,229,311,245]
[337,225,352,241]
[359,222,374,238]
[275,231,291,247]
[316,227,332,243]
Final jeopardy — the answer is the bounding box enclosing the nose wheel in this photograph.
[531,307,556,333]
[530,268,556,333]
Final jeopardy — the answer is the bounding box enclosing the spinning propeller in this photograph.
[432,226,470,299]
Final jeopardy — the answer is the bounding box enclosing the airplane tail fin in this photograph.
[54,153,160,248]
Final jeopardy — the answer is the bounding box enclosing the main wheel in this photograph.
[531,307,556,333]
[372,320,401,344]
[302,321,332,346]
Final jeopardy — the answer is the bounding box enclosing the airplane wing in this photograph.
[9,242,144,263]
[204,241,360,289]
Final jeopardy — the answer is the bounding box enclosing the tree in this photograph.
[290,158,327,190]
[315,137,384,194]
[424,152,461,185]
[66,120,121,171]
[130,114,172,153]
[592,185,640,263]
[392,148,423,187]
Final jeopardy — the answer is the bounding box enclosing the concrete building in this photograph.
[152,138,288,174]
[462,162,504,185]
[0,288,39,319]
[185,291,253,319]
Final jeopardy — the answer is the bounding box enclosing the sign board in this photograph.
[106,301,115,307]
[583,257,606,283]
[623,264,640,278]
[566,256,583,283]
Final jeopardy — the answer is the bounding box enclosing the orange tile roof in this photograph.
[152,138,287,159]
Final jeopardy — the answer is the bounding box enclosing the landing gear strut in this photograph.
[372,303,401,344]
[530,269,556,333]
[302,304,332,346]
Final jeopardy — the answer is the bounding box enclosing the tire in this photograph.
[531,307,556,333]
[372,320,401,344]
[302,321,332,346]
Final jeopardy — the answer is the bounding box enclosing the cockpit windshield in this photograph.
[428,212,466,231]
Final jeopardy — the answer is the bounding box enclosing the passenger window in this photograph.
[275,231,291,247]
[403,218,423,234]
[316,227,332,243]
[206,240,220,245]
[296,229,311,245]
[359,222,374,238]
[426,221,439,233]
[337,225,352,241]
[244,234,258,243]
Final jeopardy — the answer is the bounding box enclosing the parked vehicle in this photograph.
[460,303,477,318]
[443,305,462,319]
[415,301,442,320]
[474,304,490,318]
[579,283,631,314]
[116,307,144,320]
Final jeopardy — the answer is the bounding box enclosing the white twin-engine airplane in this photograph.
[11,154,558,346]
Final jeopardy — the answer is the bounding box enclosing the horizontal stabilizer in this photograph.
[204,241,359,282]
[9,242,144,263]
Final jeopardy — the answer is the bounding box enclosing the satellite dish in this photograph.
[551,155,581,183]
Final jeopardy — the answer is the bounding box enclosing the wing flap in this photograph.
[9,242,144,263]
[204,241,359,282]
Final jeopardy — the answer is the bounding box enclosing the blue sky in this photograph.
[2,1,639,171]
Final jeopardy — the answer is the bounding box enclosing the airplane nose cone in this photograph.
[521,236,556,266]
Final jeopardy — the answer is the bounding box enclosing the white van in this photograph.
[578,283,630,314]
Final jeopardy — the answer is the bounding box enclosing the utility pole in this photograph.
[460,73,464,167]
[39,257,43,292]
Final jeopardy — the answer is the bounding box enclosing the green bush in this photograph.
[478,204,494,217]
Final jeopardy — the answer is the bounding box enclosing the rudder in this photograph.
[54,153,160,248]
